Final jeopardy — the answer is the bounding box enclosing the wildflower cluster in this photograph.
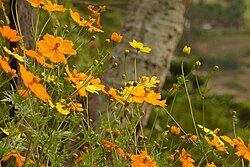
[0,1,248,167]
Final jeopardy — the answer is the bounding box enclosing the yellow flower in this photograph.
[129,40,151,53]
[3,46,24,62]
[49,99,70,115]
[182,45,191,55]
[36,33,77,64]
[206,162,217,167]
[111,32,122,43]
[0,26,23,42]
[19,63,51,102]
[179,148,195,167]
[139,76,160,88]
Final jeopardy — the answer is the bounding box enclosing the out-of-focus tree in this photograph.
[91,0,188,127]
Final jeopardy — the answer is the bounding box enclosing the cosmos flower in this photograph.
[36,33,77,64]
[129,40,151,53]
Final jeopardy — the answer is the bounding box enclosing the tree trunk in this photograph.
[99,0,187,126]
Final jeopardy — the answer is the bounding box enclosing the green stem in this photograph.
[181,60,199,137]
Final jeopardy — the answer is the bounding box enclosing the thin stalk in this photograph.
[163,107,187,136]
[181,60,199,137]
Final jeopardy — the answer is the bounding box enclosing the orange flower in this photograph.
[0,56,17,77]
[102,140,125,158]
[21,47,54,69]
[69,9,87,26]
[107,88,125,105]
[87,5,106,28]
[19,63,51,102]
[27,0,46,8]
[65,65,106,97]
[170,126,180,135]
[205,162,217,167]
[69,9,103,32]
[18,88,29,98]
[179,148,195,167]
[36,33,77,64]
[1,150,34,167]
[0,26,23,42]
[130,151,158,167]
[233,137,250,161]
[42,0,66,12]
[125,86,166,107]
[205,136,227,152]
[111,32,122,43]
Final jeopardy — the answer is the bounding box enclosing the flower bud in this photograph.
[105,128,112,136]
[195,61,201,68]
[105,39,111,43]
[124,50,130,56]
[91,36,96,41]
[182,45,191,55]
[114,129,120,137]
[213,65,219,71]
[168,154,175,162]
[112,62,118,68]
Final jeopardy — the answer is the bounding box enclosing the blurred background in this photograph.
[63,0,250,134]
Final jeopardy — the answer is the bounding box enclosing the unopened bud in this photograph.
[8,69,17,77]
[112,62,118,68]
[72,153,78,159]
[105,39,110,43]
[122,74,126,79]
[0,20,4,25]
[91,36,96,41]
[114,129,120,137]
[213,65,219,71]
[110,56,116,60]
[124,50,130,56]
[87,28,92,33]
[94,59,99,65]
[195,61,201,68]
[105,128,112,136]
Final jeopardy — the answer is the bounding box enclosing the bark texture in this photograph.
[99,0,187,126]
